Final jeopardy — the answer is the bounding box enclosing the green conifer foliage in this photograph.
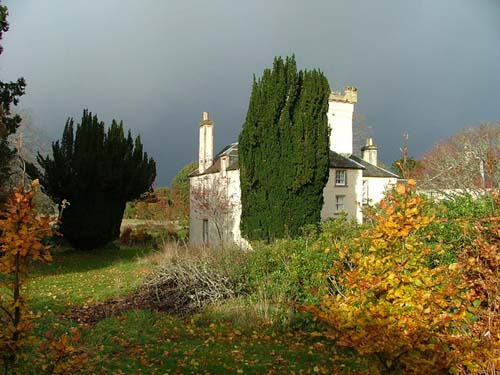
[239,56,330,241]
[0,2,27,204]
[38,110,156,249]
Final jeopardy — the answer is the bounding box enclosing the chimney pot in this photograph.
[203,112,209,121]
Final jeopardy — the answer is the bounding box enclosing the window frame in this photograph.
[335,169,347,186]
[362,180,368,204]
[202,219,209,244]
[335,195,345,212]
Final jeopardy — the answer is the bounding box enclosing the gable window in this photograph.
[335,195,345,212]
[202,219,209,244]
[335,170,347,186]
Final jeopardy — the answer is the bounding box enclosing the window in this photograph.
[202,219,209,243]
[335,170,346,186]
[335,195,345,212]
[362,180,368,204]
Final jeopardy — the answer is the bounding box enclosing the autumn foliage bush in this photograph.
[0,180,87,373]
[0,181,53,370]
[456,191,500,374]
[309,180,461,374]
[309,181,500,374]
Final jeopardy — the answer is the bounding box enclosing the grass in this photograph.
[27,244,154,312]
[81,310,343,374]
[14,243,359,374]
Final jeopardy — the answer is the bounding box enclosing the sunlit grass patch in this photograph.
[27,244,155,312]
[81,309,347,374]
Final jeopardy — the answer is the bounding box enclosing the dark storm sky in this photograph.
[1,1,500,185]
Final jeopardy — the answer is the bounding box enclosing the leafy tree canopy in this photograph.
[391,155,421,178]
[171,162,197,205]
[417,122,500,191]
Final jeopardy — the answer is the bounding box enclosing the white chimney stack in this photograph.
[220,155,228,177]
[328,86,357,155]
[198,112,214,173]
[361,137,378,166]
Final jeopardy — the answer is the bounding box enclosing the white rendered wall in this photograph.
[328,101,355,154]
[321,168,363,223]
[364,177,398,205]
[189,170,250,249]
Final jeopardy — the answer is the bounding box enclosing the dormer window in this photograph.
[335,170,347,186]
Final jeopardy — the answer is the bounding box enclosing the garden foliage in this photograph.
[244,217,361,306]
[0,2,26,204]
[424,192,497,267]
[0,180,87,373]
[309,180,466,373]
[456,191,500,374]
[0,180,53,369]
[309,180,500,374]
[38,110,156,249]
[171,162,198,221]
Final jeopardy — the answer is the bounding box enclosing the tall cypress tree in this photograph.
[239,56,330,241]
[38,110,156,249]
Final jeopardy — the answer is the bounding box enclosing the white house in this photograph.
[189,87,398,247]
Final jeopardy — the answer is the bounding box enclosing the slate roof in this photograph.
[329,151,364,169]
[190,143,399,179]
[190,143,239,177]
[350,154,400,178]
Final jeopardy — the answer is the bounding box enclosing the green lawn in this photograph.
[18,244,357,374]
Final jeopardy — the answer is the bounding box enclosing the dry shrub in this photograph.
[119,226,154,246]
[135,242,245,314]
[119,226,133,244]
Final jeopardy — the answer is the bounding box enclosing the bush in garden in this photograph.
[424,193,497,266]
[308,180,469,374]
[243,216,362,306]
[119,226,133,244]
[119,226,154,246]
[0,180,53,370]
[0,180,87,373]
[136,246,247,314]
[455,191,500,374]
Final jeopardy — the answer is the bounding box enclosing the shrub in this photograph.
[455,191,500,374]
[0,180,54,370]
[244,216,362,306]
[424,193,497,266]
[0,181,86,373]
[136,245,247,314]
[308,180,468,374]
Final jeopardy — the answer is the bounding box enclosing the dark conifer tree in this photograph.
[239,56,330,241]
[38,110,156,249]
[0,3,27,204]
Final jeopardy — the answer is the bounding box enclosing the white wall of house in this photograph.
[363,177,398,205]
[321,168,363,223]
[189,170,249,249]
